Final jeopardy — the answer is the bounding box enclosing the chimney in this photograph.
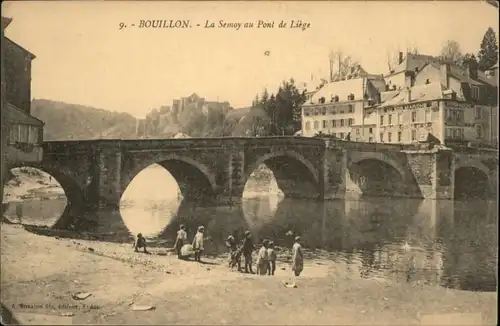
[404,87,411,103]
[398,52,404,65]
[466,61,478,80]
[440,63,450,88]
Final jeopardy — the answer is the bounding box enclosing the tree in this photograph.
[477,27,499,71]
[328,51,364,81]
[439,40,463,65]
[461,53,478,68]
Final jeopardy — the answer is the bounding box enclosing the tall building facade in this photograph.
[300,76,385,138]
[1,17,44,197]
[375,55,498,146]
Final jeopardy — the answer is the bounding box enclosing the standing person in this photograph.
[256,240,269,275]
[267,241,277,276]
[225,235,241,271]
[291,236,303,277]
[241,230,255,274]
[192,226,205,262]
[173,224,188,259]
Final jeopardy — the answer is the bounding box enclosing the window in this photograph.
[339,107,345,114]
[322,107,327,115]
[340,119,345,127]
[454,111,461,122]
[314,121,319,129]
[380,115,384,126]
[332,120,337,127]
[474,107,482,120]
[9,125,18,144]
[348,118,354,126]
[304,109,310,117]
[411,111,417,122]
[322,120,327,128]
[305,121,310,130]
[445,109,451,120]
[340,132,344,139]
[471,86,479,99]
[368,137,373,143]
[425,109,431,122]
[397,131,402,142]
[445,127,451,138]
[476,124,483,139]
[411,130,417,141]
[380,132,384,142]
[348,104,354,113]
[8,124,40,145]
[388,132,392,142]
[397,112,402,124]
[388,114,392,125]
[356,128,360,135]
[369,127,373,134]
[426,102,432,108]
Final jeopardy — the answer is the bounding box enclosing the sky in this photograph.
[3,1,498,118]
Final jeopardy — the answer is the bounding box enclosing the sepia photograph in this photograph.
[0,1,498,325]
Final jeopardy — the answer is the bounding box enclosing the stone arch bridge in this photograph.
[7,137,497,229]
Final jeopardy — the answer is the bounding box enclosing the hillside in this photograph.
[31,99,138,140]
[30,99,264,140]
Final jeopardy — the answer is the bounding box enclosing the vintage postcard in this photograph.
[0,1,498,325]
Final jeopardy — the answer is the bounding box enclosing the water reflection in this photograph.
[5,164,497,293]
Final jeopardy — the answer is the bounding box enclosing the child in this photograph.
[133,233,148,253]
[267,241,277,276]
[192,226,205,262]
[173,224,188,259]
[256,240,269,275]
[225,235,241,271]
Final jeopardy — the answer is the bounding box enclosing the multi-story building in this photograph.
[351,107,378,142]
[375,57,498,146]
[1,17,44,182]
[300,76,385,138]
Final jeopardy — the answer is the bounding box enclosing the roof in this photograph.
[309,78,366,104]
[5,102,45,126]
[381,90,399,103]
[388,53,441,76]
[477,70,498,87]
[2,16,12,29]
[368,78,387,93]
[5,37,36,59]
[379,82,444,107]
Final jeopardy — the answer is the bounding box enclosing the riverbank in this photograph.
[1,223,496,325]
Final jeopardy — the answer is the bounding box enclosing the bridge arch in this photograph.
[122,153,217,203]
[244,150,321,199]
[347,152,412,197]
[4,163,86,229]
[454,160,493,200]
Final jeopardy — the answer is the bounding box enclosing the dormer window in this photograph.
[347,93,355,101]
[471,86,480,100]
[425,79,430,84]
[392,85,397,91]
[334,95,339,102]
[319,97,326,104]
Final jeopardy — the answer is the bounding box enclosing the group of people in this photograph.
[134,224,206,261]
[133,225,304,277]
[225,231,304,277]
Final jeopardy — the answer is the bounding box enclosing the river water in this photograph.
[3,164,498,292]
